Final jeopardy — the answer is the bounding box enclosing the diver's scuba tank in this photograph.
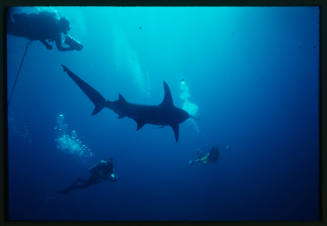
[64,35,83,50]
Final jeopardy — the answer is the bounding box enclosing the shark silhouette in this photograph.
[62,65,190,142]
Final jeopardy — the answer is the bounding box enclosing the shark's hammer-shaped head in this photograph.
[160,81,192,142]
[161,81,190,124]
[175,107,190,124]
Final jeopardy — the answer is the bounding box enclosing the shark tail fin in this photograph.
[62,64,107,116]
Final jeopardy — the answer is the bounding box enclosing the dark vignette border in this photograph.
[0,1,326,226]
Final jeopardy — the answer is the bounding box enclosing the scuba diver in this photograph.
[189,145,219,165]
[7,10,83,51]
[57,158,117,194]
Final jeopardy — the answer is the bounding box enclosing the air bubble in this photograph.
[54,113,93,158]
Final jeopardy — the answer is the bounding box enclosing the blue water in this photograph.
[7,6,319,221]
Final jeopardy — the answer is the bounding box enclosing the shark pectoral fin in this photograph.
[171,124,179,142]
[92,105,104,115]
[136,121,145,131]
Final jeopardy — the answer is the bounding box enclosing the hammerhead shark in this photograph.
[61,65,190,142]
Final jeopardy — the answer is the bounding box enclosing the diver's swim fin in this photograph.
[56,189,70,195]
[62,65,106,115]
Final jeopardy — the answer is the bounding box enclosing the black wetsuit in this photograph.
[190,146,219,165]
[207,147,219,162]
[7,11,78,51]
[8,12,59,39]
[57,160,116,194]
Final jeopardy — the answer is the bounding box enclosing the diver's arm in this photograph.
[55,34,74,51]
[104,174,116,182]
[103,176,111,181]
[104,168,116,181]
[41,40,53,49]
[95,171,112,182]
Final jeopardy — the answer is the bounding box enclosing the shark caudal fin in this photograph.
[62,65,106,115]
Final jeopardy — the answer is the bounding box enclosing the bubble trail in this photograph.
[179,79,200,133]
[54,113,93,158]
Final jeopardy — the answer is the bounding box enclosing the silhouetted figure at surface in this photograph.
[57,158,117,194]
[189,146,219,165]
[7,10,83,51]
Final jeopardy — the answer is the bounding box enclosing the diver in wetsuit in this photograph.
[7,10,83,51]
[189,146,219,165]
[57,158,117,194]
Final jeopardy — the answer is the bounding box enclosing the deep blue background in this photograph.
[7,7,319,221]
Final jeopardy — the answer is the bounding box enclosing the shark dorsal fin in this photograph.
[118,93,127,103]
[160,81,174,107]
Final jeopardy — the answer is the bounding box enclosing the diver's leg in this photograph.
[71,177,95,189]
[76,178,88,183]
[69,178,89,188]
[68,176,95,190]
[56,178,88,194]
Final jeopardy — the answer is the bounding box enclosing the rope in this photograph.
[8,40,33,106]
